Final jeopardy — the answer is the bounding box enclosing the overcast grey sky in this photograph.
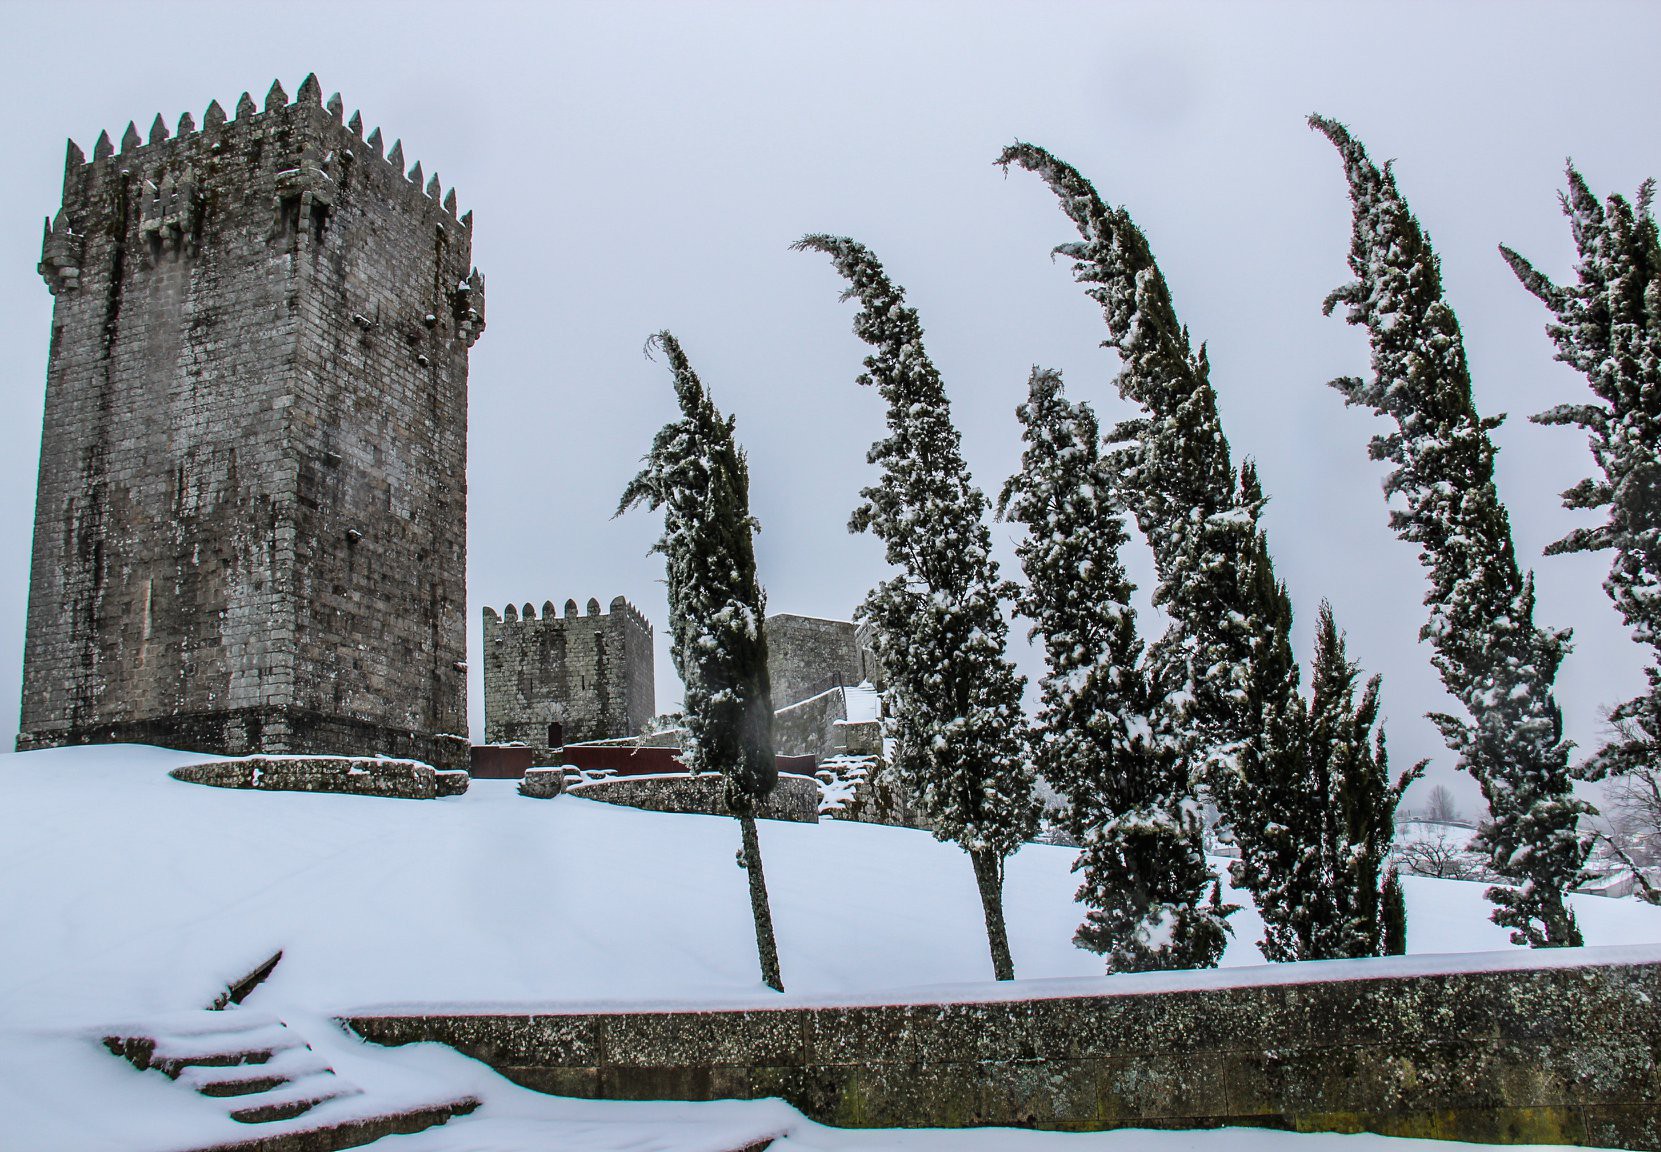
[1,0,1657,812]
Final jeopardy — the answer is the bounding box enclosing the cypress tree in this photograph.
[794,234,1038,981]
[1381,867,1408,956]
[998,366,1232,971]
[618,332,784,990]
[1307,604,1424,958]
[998,142,1406,960]
[1502,170,1661,779]
[1313,115,1591,947]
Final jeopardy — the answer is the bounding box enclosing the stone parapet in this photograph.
[345,951,1661,1146]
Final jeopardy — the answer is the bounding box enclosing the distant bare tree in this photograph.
[1605,762,1661,869]
[1425,784,1461,824]
[1396,826,1485,881]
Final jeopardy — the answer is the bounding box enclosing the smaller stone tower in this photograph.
[764,613,880,708]
[482,596,654,758]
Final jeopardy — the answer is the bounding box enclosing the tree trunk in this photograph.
[969,846,1015,981]
[739,812,784,991]
[1541,888,1583,948]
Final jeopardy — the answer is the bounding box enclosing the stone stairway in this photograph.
[102,1007,477,1151]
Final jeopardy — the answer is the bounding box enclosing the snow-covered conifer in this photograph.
[997,366,1232,971]
[1312,604,1424,958]
[1220,601,1421,962]
[1312,115,1590,947]
[794,235,1038,981]
[1502,170,1661,779]
[618,332,783,990]
[998,143,1406,960]
[996,143,1291,790]
[1381,867,1408,955]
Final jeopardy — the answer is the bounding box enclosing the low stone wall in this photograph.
[344,951,1661,1147]
[170,756,469,800]
[821,758,929,831]
[566,772,820,824]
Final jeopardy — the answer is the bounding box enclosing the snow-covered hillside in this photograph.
[4,744,1659,1151]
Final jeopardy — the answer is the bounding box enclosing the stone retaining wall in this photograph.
[171,756,468,800]
[566,772,820,823]
[773,690,848,758]
[345,954,1661,1147]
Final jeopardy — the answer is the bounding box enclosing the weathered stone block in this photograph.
[494,1064,601,1098]
[604,1010,805,1068]
[435,770,470,798]
[803,1005,915,1066]
[1585,1104,1661,1151]
[747,1064,855,1119]
[1098,1050,1233,1122]
[980,1057,1102,1128]
[517,768,565,799]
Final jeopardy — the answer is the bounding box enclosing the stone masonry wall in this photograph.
[170,755,469,799]
[346,953,1661,1147]
[482,596,654,753]
[19,77,479,768]
[764,614,873,708]
[771,687,848,757]
[565,771,821,823]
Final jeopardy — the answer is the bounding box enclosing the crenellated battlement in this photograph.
[482,595,652,633]
[45,74,486,344]
[65,75,473,226]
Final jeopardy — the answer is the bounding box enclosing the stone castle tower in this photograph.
[19,76,483,768]
[483,597,655,755]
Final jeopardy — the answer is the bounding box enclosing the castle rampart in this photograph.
[19,76,482,768]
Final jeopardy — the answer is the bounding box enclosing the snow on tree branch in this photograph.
[999,365,1232,971]
[1504,164,1661,782]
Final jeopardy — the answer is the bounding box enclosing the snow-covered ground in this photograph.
[4,743,1659,1150]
